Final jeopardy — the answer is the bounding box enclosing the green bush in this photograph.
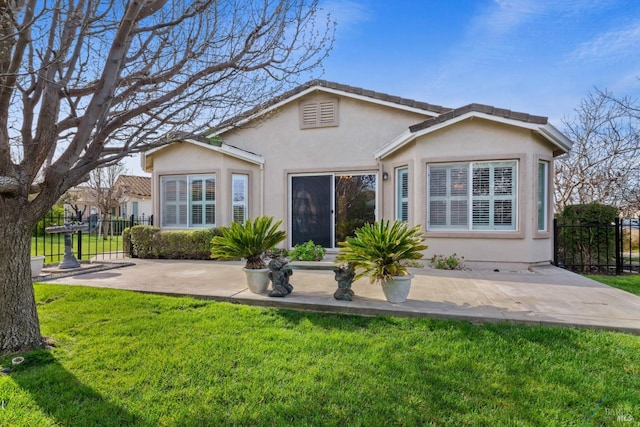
[127,226,222,259]
[288,240,326,261]
[210,216,287,269]
[33,205,65,236]
[557,203,619,272]
[429,253,465,270]
[154,229,222,260]
[129,225,160,258]
[122,227,132,254]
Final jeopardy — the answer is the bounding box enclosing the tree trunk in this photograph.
[0,213,44,352]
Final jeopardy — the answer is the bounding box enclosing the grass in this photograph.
[588,274,640,297]
[1,284,639,426]
[31,234,124,264]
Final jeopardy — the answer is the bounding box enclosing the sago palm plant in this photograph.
[336,220,427,284]
[211,216,287,269]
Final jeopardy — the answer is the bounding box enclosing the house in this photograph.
[142,80,573,269]
[113,175,152,219]
[62,185,100,221]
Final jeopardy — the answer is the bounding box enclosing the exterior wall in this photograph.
[380,118,556,268]
[150,143,260,228]
[146,91,562,268]
[221,93,432,244]
[120,197,152,219]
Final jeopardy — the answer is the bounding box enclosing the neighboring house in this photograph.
[142,80,573,269]
[113,175,152,219]
[62,185,100,221]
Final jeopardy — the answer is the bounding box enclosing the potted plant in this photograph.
[210,216,286,293]
[335,220,427,303]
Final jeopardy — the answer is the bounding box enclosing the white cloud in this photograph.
[319,0,372,37]
[571,19,640,63]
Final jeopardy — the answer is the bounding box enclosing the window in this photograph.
[300,99,339,129]
[161,174,215,227]
[537,161,548,231]
[396,167,409,221]
[232,174,248,224]
[132,202,138,217]
[428,161,517,231]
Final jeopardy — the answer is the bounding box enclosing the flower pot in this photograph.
[381,274,414,303]
[243,268,270,293]
[31,256,45,278]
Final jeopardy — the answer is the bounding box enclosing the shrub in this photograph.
[210,216,287,269]
[556,203,619,272]
[129,225,160,258]
[127,226,223,259]
[335,220,427,284]
[429,253,465,270]
[33,204,65,236]
[288,240,326,261]
[154,228,222,260]
[122,227,132,254]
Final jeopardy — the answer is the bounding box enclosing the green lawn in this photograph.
[588,274,640,297]
[1,284,639,426]
[31,234,124,263]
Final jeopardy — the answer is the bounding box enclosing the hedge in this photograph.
[556,203,619,272]
[125,225,222,260]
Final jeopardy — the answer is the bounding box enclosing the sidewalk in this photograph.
[40,259,640,334]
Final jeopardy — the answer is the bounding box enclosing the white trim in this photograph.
[144,138,265,166]
[537,123,573,153]
[207,85,440,138]
[375,112,573,160]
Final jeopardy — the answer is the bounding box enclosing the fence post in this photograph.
[615,217,622,275]
[76,211,83,260]
[553,218,559,267]
[129,214,135,257]
[149,214,153,226]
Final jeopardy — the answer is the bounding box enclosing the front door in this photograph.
[290,173,377,248]
[291,175,332,248]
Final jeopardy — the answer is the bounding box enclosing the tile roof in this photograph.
[209,80,452,134]
[409,103,548,133]
[115,175,151,198]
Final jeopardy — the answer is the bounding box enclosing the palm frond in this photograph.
[336,220,427,284]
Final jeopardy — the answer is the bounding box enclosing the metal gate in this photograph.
[554,218,639,275]
[33,212,153,264]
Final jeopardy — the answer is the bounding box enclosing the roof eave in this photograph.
[375,112,573,159]
[143,138,265,168]
[207,84,442,138]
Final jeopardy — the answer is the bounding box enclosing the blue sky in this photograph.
[319,0,640,123]
[127,0,640,174]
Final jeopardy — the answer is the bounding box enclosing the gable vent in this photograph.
[300,98,339,129]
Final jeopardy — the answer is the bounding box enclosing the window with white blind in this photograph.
[161,174,215,228]
[300,99,339,129]
[396,167,409,222]
[232,174,248,224]
[427,161,517,231]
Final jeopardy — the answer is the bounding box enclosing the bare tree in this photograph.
[555,89,640,216]
[88,163,126,239]
[0,0,333,351]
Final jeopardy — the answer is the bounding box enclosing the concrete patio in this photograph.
[40,259,640,334]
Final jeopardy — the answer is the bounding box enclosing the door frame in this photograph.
[288,171,379,249]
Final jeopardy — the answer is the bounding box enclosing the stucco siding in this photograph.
[151,143,260,227]
[378,118,556,267]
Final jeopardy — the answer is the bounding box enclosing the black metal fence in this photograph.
[554,217,640,275]
[33,212,153,265]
